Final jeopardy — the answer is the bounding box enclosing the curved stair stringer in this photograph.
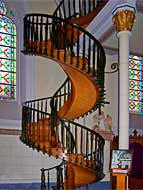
[57,62,99,120]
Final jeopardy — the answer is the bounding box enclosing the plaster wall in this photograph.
[0,133,61,183]
[34,57,66,99]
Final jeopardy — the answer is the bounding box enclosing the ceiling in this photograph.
[103,11,143,56]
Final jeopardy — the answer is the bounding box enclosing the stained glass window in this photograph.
[129,55,143,113]
[0,1,16,100]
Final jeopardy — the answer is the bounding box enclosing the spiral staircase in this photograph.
[20,0,108,189]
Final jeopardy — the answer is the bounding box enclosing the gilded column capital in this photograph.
[112,9,136,32]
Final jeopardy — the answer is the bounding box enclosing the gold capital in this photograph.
[112,10,136,32]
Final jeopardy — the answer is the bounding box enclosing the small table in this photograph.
[112,169,128,190]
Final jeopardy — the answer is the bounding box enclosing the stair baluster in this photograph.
[41,168,46,190]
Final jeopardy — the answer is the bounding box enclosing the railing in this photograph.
[20,79,105,176]
[20,102,105,177]
[23,13,106,108]
[53,0,107,19]
[20,105,75,155]
[50,77,71,133]
[41,161,65,190]
[58,117,105,177]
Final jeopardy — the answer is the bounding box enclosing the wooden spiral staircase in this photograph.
[20,0,108,189]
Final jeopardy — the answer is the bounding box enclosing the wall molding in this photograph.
[0,128,21,135]
[0,119,21,135]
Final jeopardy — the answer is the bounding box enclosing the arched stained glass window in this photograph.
[0,1,16,101]
[129,55,143,113]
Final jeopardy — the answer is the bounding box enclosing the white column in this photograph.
[112,5,136,150]
[117,30,131,149]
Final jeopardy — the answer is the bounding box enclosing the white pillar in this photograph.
[118,30,131,149]
[112,6,136,150]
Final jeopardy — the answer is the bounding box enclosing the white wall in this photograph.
[0,134,61,183]
[34,57,66,99]
[101,53,119,181]
[104,53,119,134]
